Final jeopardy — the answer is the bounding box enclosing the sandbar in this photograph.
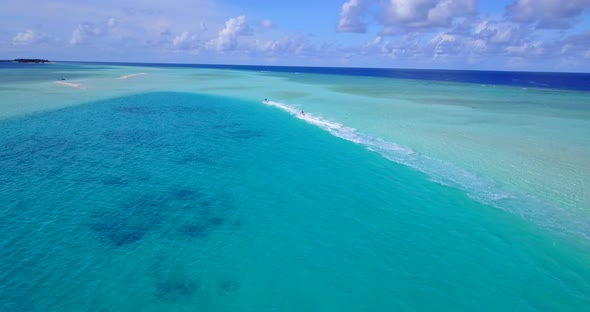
[117,73,146,80]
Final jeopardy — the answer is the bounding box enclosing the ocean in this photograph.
[1,62,589,311]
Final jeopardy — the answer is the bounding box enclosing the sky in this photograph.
[1,0,590,72]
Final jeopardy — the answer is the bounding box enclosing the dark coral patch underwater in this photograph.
[155,276,200,302]
[218,278,240,295]
[178,222,212,238]
[90,221,148,248]
[89,195,169,248]
[175,189,201,200]
[88,186,239,248]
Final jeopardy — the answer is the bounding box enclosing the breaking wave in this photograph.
[262,100,590,241]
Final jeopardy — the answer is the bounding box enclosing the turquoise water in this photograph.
[1,64,590,311]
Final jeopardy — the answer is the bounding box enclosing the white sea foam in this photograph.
[55,81,83,88]
[262,100,590,240]
[117,73,146,80]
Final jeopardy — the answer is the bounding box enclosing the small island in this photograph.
[13,58,50,63]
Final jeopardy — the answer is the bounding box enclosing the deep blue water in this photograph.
[62,61,590,92]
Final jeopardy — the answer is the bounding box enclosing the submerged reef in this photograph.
[175,189,201,200]
[89,186,237,248]
[155,275,200,302]
[89,195,167,248]
[218,278,240,295]
[178,222,212,238]
[90,220,148,248]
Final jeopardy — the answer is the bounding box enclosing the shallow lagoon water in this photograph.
[1,63,589,311]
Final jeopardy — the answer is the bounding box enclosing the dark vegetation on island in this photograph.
[12,58,50,63]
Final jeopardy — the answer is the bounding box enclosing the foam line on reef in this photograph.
[117,73,146,80]
[55,81,84,88]
[262,100,590,241]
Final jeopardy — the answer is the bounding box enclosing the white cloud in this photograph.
[12,30,38,45]
[6,0,590,70]
[337,0,478,35]
[470,38,487,52]
[505,42,544,56]
[560,44,573,54]
[381,0,477,31]
[253,33,332,60]
[552,32,590,59]
[507,56,528,68]
[256,35,306,55]
[70,22,107,45]
[474,20,518,44]
[472,19,526,50]
[337,0,374,33]
[107,17,117,27]
[261,19,274,29]
[363,35,383,51]
[172,31,200,50]
[143,18,172,37]
[366,33,422,59]
[209,15,251,51]
[506,0,590,29]
[428,32,461,59]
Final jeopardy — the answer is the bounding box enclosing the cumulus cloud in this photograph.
[469,38,487,53]
[70,22,106,45]
[364,33,422,59]
[337,0,374,33]
[209,15,251,51]
[255,34,309,55]
[261,19,274,29]
[337,0,478,34]
[431,18,530,57]
[507,56,528,67]
[12,30,39,45]
[506,0,590,29]
[355,13,550,65]
[505,41,544,56]
[144,18,172,37]
[427,32,462,59]
[172,31,200,50]
[471,19,527,52]
[363,35,383,51]
[554,32,590,58]
[380,0,477,31]
[107,17,117,27]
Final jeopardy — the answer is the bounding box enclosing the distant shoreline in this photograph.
[12,59,50,63]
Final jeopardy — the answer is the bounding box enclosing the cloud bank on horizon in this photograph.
[1,0,589,71]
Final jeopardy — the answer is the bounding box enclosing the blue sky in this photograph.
[2,0,590,72]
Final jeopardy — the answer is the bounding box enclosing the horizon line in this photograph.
[4,58,589,75]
